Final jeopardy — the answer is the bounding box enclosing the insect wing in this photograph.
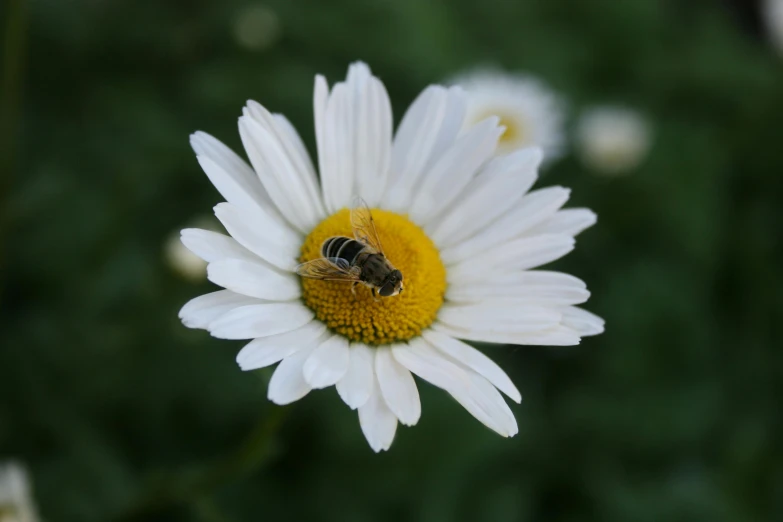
[295,257,361,282]
[350,196,384,254]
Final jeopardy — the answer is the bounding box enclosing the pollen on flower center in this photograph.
[300,209,446,345]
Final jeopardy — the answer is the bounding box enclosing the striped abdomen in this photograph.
[322,236,366,265]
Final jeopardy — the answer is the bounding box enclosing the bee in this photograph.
[295,197,404,299]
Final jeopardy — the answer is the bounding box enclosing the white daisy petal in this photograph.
[336,343,375,410]
[319,81,354,213]
[437,303,561,334]
[447,234,575,285]
[213,203,299,271]
[319,62,388,210]
[427,147,542,247]
[190,131,278,215]
[447,293,589,308]
[441,187,571,265]
[386,87,443,211]
[422,330,521,404]
[208,303,314,340]
[375,346,421,426]
[179,290,261,330]
[447,270,590,306]
[524,208,597,237]
[236,321,327,371]
[190,131,257,186]
[433,322,581,346]
[180,228,255,263]
[358,374,398,452]
[314,74,340,213]
[424,87,468,173]
[207,258,300,301]
[346,61,371,88]
[214,203,300,253]
[268,344,316,405]
[385,86,466,213]
[243,101,326,222]
[239,116,316,233]
[302,334,351,389]
[392,340,517,437]
[274,114,318,178]
[193,155,265,218]
[240,114,321,230]
[499,186,572,235]
[561,306,605,336]
[354,72,393,208]
[409,117,504,225]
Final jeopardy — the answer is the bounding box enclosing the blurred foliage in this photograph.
[2,0,783,521]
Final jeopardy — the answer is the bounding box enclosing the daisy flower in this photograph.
[0,462,38,522]
[449,67,566,162]
[576,106,652,176]
[179,62,602,452]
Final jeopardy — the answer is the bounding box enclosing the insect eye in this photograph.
[380,281,399,297]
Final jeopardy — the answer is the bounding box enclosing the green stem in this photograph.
[113,407,288,521]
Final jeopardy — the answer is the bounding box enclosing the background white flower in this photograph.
[233,4,281,52]
[180,62,602,452]
[576,106,652,176]
[165,216,220,281]
[0,462,38,522]
[165,232,207,281]
[449,67,566,162]
[765,0,783,56]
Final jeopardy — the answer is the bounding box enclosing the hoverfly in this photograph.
[295,197,404,299]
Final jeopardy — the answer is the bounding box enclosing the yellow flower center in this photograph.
[300,209,446,345]
[477,109,527,145]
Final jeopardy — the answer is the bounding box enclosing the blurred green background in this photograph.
[2,0,783,520]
